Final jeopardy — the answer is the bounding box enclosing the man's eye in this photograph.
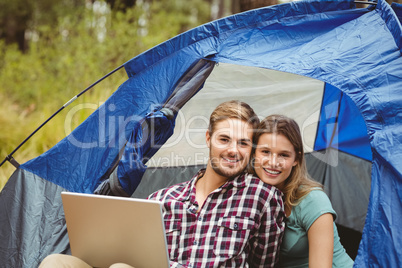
[220,138,229,143]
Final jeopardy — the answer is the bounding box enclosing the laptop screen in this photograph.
[61,192,170,268]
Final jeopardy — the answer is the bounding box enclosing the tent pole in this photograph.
[354,1,377,5]
[0,65,125,169]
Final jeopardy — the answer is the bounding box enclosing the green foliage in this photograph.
[146,0,211,40]
[0,0,213,190]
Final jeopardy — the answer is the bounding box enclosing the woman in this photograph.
[249,114,353,268]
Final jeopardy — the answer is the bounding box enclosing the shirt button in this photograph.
[193,240,198,245]
[234,223,238,230]
[188,207,196,214]
[198,217,202,221]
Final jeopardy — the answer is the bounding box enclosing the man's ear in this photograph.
[206,130,211,148]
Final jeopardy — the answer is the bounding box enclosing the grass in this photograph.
[0,70,128,191]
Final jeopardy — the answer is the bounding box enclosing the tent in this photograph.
[0,0,401,266]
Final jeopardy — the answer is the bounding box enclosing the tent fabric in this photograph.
[113,59,215,196]
[94,59,215,196]
[109,109,175,196]
[315,83,372,161]
[0,169,70,267]
[305,149,371,232]
[0,0,401,267]
[393,2,402,22]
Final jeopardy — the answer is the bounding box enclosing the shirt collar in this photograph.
[230,173,248,188]
[174,169,205,203]
[184,169,249,201]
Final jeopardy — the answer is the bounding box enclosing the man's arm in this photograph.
[248,188,285,267]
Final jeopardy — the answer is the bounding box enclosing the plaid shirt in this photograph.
[148,169,285,268]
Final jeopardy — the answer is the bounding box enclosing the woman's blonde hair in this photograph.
[249,114,323,209]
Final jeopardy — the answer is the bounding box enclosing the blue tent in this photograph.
[0,0,401,267]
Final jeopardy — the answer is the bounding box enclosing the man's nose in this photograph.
[227,141,239,154]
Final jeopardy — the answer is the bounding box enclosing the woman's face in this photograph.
[254,133,298,191]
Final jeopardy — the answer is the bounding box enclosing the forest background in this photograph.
[0,0,289,190]
[0,0,397,190]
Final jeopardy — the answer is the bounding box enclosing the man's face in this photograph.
[206,118,253,179]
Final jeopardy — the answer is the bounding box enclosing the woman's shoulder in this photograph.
[294,189,336,229]
[300,188,329,202]
[296,189,333,211]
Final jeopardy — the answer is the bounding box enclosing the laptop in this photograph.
[61,192,170,268]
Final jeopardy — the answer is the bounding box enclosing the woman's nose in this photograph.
[269,154,280,167]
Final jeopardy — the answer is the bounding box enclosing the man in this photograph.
[149,100,285,267]
[39,100,285,267]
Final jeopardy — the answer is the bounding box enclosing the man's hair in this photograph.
[208,100,260,134]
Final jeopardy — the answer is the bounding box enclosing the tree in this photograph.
[237,0,278,12]
[106,0,136,12]
[209,0,279,20]
[0,0,33,52]
[0,0,85,53]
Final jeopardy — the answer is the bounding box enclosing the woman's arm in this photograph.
[307,213,334,268]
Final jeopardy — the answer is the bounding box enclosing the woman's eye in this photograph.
[239,141,250,147]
